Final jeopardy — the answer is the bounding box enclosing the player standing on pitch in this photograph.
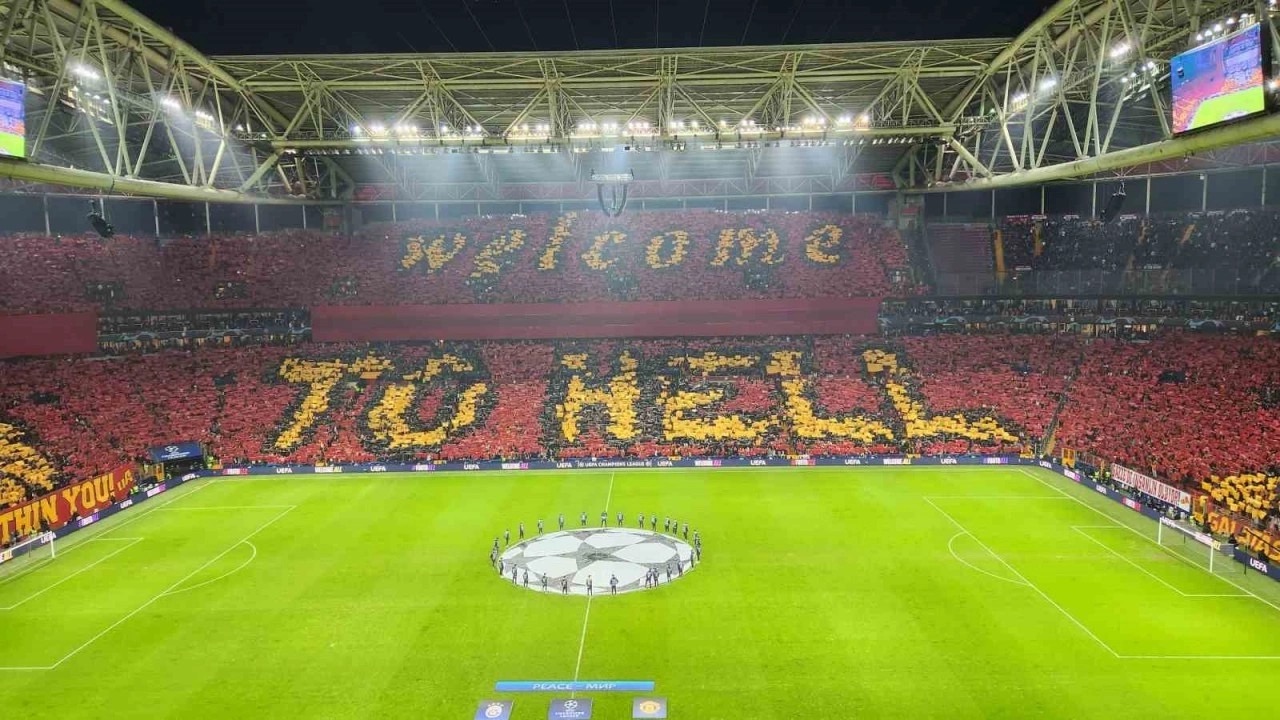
[651,514,657,531]
[638,512,645,529]
[580,511,587,528]
[559,513,566,531]
[537,518,544,535]
[600,510,608,527]
[504,528,511,546]
[518,522,525,540]
[561,577,569,594]
[586,575,593,596]
[610,574,618,595]
[616,510,624,527]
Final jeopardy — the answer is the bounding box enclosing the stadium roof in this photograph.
[0,0,1274,203]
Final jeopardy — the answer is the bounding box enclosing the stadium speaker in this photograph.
[87,200,114,239]
[1099,190,1126,224]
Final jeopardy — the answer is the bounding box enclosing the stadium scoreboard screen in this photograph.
[0,78,25,159]
[1171,23,1269,134]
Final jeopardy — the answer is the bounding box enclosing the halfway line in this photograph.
[571,471,615,697]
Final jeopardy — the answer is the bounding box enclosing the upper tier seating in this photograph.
[0,210,913,314]
[998,210,1280,290]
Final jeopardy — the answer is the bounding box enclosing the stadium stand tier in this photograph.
[1,335,1277,527]
[996,210,1280,291]
[0,210,912,314]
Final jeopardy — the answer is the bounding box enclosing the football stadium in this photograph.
[1,1,1280,718]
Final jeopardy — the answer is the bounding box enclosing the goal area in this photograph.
[0,532,56,581]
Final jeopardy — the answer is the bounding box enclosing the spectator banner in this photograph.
[1110,463,1192,512]
[0,464,137,544]
[147,442,204,463]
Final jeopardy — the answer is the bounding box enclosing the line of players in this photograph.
[487,511,704,596]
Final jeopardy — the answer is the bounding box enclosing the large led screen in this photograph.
[0,78,24,158]
[1171,23,1267,134]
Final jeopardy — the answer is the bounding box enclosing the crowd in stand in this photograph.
[0,336,1058,500]
[0,210,912,315]
[1054,335,1280,489]
[4,333,1275,525]
[997,210,1280,292]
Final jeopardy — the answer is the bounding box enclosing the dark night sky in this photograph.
[126,0,1049,56]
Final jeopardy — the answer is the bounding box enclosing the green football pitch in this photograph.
[2,465,1279,719]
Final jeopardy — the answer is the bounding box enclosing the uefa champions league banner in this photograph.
[147,442,204,463]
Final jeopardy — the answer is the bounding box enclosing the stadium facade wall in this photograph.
[0,313,97,358]
[311,298,882,342]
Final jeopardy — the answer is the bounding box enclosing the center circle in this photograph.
[496,528,698,596]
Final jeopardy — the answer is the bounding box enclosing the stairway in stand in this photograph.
[927,223,996,293]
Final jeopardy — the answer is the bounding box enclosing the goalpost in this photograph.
[0,532,56,581]
[1156,516,1223,573]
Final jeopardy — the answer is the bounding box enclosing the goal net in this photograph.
[1156,516,1226,573]
[0,532,56,581]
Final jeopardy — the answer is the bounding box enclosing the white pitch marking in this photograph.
[945,532,1029,587]
[1117,654,1280,660]
[0,538,144,611]
[1071,526,1248,598]
[925,496,1071,500]
[161,542,258,597]
[571,471,614,698]
[0,536,141,588]
[1018,468,1280,616]
[924,496,1121,658]
[159,505,298,510]
[44,505,295,670]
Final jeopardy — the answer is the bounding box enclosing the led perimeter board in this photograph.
[0,78,25,159]
[1171,23,1269,134]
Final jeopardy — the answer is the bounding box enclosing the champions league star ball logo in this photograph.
[483,704,505,719]
[496,527,697,596]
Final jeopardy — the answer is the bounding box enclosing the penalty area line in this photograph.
[1018,468,1280,617]
[925,496,1121,658]
[44,505,296,671]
